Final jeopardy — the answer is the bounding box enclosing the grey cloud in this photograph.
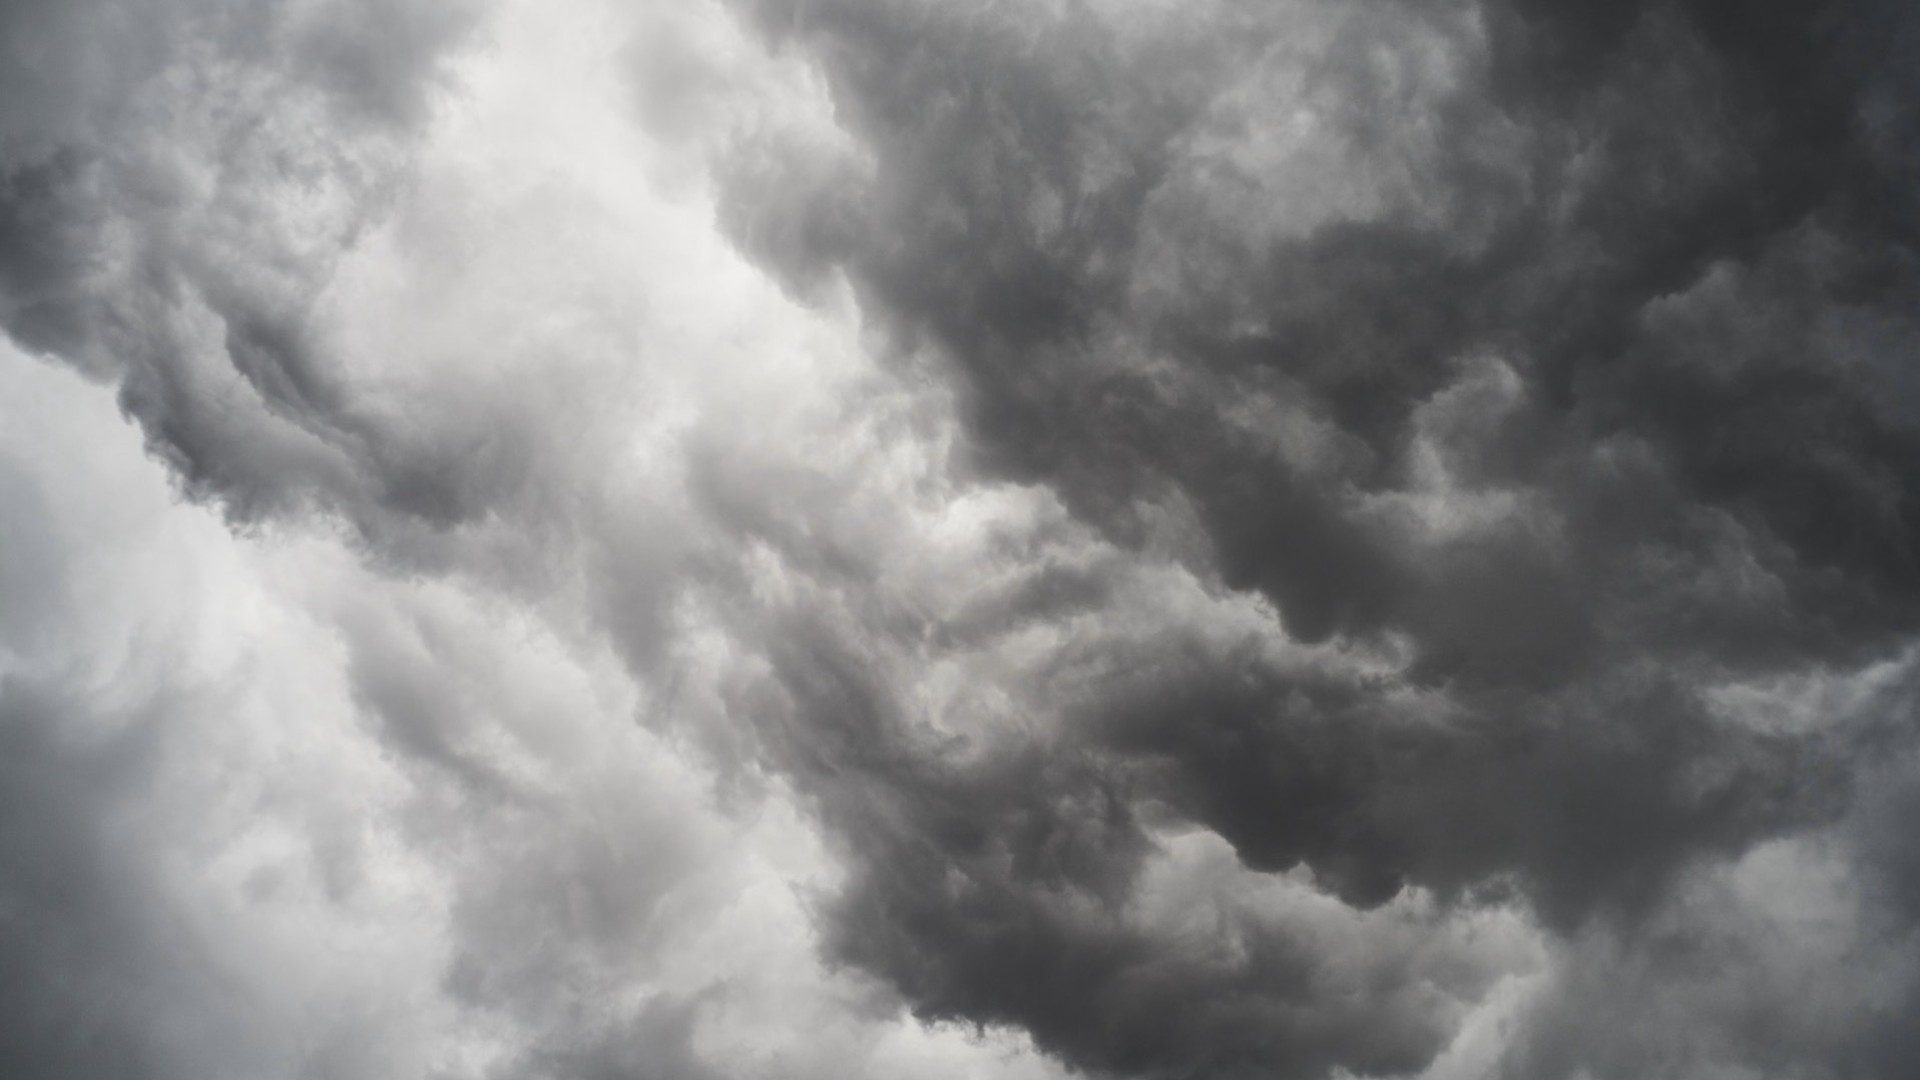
[0,0,482,527]
[702,0,1920,1076]
[1501,659,1920,1080]
[738,618,1520,1080]
[1,333,1024,1080]
[0,682,186,1080]
[503,992,730,1080]
[5,1,1920,1079]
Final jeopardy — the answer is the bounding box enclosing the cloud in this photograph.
[2,0,1918,1078]
[696,0,1920,1075]
[0,325,1086,1078]
[0,0,480,522]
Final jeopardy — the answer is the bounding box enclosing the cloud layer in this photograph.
[2,0,1918,1078]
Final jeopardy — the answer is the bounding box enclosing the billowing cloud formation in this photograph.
[2,0,1918,1078]
[706,0,1920,1072]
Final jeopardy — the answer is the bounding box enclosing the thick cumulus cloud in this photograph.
[0,330,1079,1080]
[0,2,1079,1077]
[0,0,483,524]
[705,0,1920,1076]
[3,0,1919,1079]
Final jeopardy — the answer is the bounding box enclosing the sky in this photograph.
[1,1,1918,1078]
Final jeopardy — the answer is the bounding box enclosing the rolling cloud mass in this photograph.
[2,0,1918,1077]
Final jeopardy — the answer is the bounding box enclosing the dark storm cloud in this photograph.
[6,0,1920,1076]
[734,618,1523,1080]
[719,0,1920,655]
[708,0,1920,1076]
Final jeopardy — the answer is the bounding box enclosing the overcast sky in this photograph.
[2,1,1919,1078]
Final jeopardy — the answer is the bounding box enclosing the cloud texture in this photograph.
[2,0,1918,1078]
